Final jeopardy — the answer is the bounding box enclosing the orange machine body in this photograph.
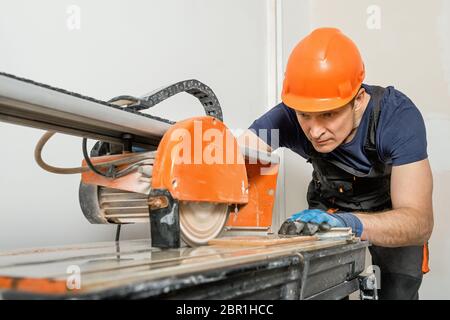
[151,116,248,204]
[81,153,151,195]
[226,161,279,228]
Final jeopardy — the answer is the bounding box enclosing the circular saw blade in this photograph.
[179,201,229,247]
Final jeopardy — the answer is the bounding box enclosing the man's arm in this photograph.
[237,129,273,152]
[355,159,434,247]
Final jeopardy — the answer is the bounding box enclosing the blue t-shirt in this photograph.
[249,84,428,174]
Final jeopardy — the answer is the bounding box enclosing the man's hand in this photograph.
[278,209,363,236]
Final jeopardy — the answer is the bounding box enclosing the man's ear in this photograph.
[353,87,366,111]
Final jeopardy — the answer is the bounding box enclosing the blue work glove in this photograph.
[278,209,363,237]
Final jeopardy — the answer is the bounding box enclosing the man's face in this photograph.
[295,103,355,153]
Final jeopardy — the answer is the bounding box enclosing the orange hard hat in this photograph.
[281,28,365,112]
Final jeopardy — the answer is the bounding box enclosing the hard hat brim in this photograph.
[282,85,360,113]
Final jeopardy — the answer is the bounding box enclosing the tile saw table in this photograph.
[0,72,372,299]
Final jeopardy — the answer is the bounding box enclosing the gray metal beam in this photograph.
[0,72,172,148]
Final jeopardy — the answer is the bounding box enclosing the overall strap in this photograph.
[364,86,386,163]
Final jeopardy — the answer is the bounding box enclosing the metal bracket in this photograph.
[358,273,379,300]
[148,189,181,248]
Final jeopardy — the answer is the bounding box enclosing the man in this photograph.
[239,28,433,300]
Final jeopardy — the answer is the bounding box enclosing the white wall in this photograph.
[0,0,270,250]
[278,0,312,220]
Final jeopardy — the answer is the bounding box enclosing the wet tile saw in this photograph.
[0,72,280,248]
[0,72,372,300]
